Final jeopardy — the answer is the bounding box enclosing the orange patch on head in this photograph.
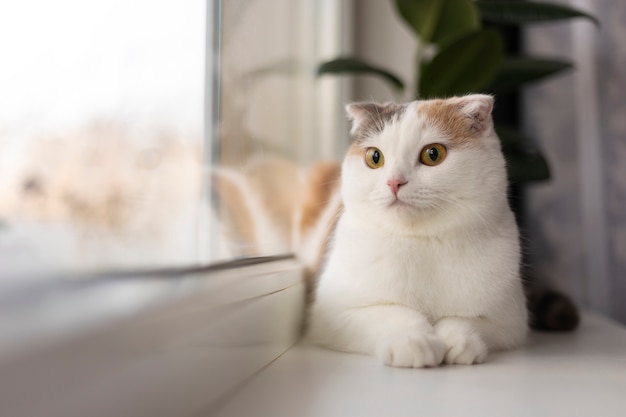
[418,100,471,145]
[417,96,493,148]
[346,142,367,159]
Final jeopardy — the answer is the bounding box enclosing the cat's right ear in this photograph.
[346,103,379,136]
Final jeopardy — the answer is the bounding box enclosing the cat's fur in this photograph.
[304,95,528,367]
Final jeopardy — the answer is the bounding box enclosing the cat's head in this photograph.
[341,94,508,233]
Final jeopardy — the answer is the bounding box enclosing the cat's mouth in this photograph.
[388,196,433,213]
[389,197,412,209]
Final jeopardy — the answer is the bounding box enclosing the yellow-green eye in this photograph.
[420,143,447,166]
[365,147,384,169]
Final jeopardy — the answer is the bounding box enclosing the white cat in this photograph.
[305,95,528,367]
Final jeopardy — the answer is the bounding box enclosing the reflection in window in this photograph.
[0,0,348,281]
[211,0,347,259]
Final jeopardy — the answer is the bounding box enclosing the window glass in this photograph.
[0,0,347,282]
[211,0,347,260]
[0,0,208,280]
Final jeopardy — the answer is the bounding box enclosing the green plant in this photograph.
[317,0,598,183]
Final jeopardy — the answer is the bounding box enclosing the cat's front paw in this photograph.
[434,319,487,365]
[377,334,446,368]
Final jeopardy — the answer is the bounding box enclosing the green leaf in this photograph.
[316,57,405,91]
[496,125,550,183]
[419,30,503,98]
[394,0,480,45]
[488,56,573,93]
[476,1,600,26]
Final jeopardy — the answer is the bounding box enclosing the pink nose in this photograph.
[387,178,408,197]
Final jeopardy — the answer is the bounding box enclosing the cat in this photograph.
[302,95,529,367]
[0,99,578,331]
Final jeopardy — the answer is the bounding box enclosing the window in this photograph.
[0,2,351,414]
[210,0,349,260]
[0,0,207,277]
[0,1,351,414]
[0,0,349,277]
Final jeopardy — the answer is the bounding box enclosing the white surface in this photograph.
[0,260,305,417]
[215,313,626,417]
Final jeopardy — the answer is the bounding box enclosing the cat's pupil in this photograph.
[428,148,438,161]
[372,151,380,164]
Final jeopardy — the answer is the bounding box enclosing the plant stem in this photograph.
[414,40,424,99]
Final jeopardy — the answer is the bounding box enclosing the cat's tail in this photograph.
[525,283,580,331]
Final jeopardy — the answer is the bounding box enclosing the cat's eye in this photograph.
[419,144,447,166]
[365,147,384,169]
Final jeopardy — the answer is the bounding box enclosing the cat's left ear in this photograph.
[345,102,381,136]
[457,94,494,134]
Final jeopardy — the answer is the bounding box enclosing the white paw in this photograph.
[441,332,487,365]
[377,333,446,368]
[435,320,487,365]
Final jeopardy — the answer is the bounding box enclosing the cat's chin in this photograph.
[382,201,430,223]
[378,201,451,233]
[386,199,426,216]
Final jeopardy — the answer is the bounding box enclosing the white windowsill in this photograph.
[3,254,624,417]
[215,312,626,417]
[0,258,305,417]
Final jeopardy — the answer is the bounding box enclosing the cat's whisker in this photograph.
[434,193,494,232]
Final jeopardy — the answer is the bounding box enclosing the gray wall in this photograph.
[524,0,626,323]
[352,0,416,102]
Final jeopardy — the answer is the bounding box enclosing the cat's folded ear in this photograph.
[345,102,381,135]
[457,94,494,135]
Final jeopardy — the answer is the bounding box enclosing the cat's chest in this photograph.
[342,231,456,282]
[330,224,491,315]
